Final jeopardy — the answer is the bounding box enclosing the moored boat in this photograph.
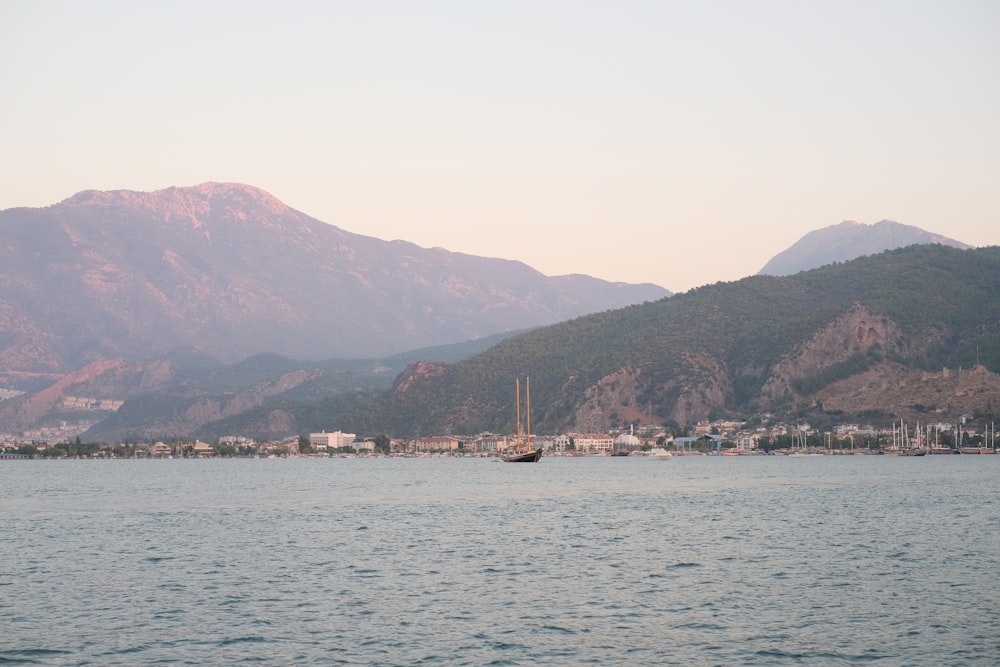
[502,377,542,463]
[502,449,543,463]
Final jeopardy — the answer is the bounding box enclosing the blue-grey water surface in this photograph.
[2,455,998,666]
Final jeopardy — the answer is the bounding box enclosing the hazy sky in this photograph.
[2,1,997,292]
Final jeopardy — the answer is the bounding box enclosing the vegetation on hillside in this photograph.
[340,245,1000,437]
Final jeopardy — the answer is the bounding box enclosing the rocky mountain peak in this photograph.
[58,182,294,229]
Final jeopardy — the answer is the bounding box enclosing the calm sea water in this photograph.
[2,455,998,666]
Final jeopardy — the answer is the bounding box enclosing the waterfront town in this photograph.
[2,417,996,459]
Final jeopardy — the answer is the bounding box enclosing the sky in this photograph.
[1,1,998,292]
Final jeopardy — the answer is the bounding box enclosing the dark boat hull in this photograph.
[502,450,542,463]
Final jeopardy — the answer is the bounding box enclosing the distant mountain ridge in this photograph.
[758,220,970,276]
[0,183,669,378]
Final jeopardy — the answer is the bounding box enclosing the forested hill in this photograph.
[342,244,1000,437]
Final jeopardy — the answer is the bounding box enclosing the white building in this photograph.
[550,434,571,452]
[572,433,614,454]
[614,427,641,451]
[310,430,357,451]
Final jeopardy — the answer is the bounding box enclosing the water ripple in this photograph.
[1,456,999,665]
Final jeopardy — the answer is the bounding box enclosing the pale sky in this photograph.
[1,1,997,292]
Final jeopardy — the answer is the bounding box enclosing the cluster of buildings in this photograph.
[6,420,99,446]
[304,417,995,457]
[3,415,994,459]
[60,396,124,411]
[308,428,704,455]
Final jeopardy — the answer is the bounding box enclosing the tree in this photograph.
[214,444,236,457]
[374,434,391,454]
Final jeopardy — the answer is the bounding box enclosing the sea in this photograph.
[1,455,998,666]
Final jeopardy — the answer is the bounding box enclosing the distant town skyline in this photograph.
[2,1,997,292]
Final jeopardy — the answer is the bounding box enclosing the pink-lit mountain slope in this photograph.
[0,183,668,377]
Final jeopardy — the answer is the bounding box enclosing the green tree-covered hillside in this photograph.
[342,245,1000,436]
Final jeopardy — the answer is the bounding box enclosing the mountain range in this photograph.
[0,182,988,441]
[0,182,667,380]
[62,244,1000,442]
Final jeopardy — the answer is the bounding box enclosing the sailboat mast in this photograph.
[526,377,531,451]
[515,379,522,450]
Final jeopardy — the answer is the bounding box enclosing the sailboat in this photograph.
[502,377,543,463]
[896,420,926,456]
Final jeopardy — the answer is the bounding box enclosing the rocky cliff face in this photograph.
[818,363,1000,422]
[570,354,735,432]
[571,367,650,432]
[757,304,912,405]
